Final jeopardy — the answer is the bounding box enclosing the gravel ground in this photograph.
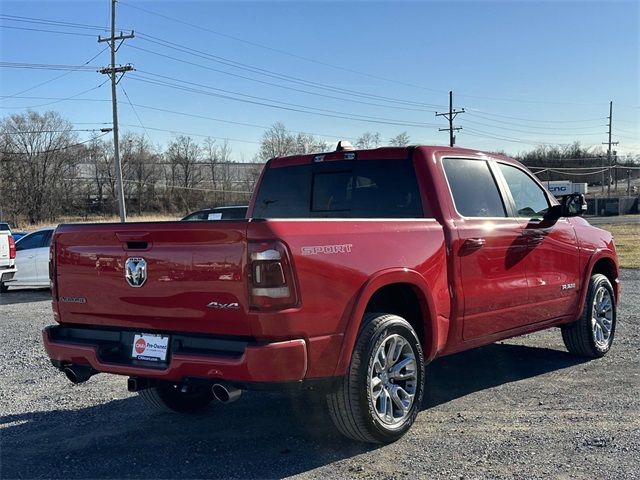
[1,270,638,480]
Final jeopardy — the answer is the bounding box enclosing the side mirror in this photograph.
[544,194,586,221]
[561,193,587,217]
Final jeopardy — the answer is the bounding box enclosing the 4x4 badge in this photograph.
[207,301,239,310]
[125,257,147,288]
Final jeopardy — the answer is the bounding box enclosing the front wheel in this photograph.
[0,282,8,293]
[326,313,425,443]
[138,381,214,413]
[562,273,616,358]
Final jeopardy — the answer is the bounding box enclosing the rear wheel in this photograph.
[138,381,214,413]
[326,313,425,443]
[562,274,616,358]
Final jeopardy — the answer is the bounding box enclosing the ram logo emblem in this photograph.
[125,257,147,288]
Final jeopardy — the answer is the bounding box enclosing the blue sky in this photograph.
[1,0,638,159]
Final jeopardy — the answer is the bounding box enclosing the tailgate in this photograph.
[53,221,251,336]
[0,233,11,267]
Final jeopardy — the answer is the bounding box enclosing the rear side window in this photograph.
[444,158,506,217]
[16,231,47,251]
[253,159,425,218]
[221,207,247,219]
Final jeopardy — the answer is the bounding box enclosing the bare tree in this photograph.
[293,132,329,154]
[389,132,411,147]
[258,122,295,160]
[203,137,234,205]
[257,123,328,161]
[356,131,382,149]
[166,135,203,212]
[121,132,159,214]
[0,111,78,223]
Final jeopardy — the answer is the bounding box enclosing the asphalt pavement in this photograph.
[1,270,638,479]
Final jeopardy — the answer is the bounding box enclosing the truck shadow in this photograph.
[0,288,51,306]
[0,342,588,479]
[424,342,589,408]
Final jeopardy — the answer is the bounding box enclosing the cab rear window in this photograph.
[253,159,426,219]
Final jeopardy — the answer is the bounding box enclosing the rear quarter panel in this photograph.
[247,219,449,376]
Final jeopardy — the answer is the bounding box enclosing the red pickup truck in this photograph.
[43,145,620,443]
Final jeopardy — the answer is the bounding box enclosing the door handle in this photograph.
[28,255,35,259]
[463,238,486,249]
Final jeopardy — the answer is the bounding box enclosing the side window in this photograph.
[498,163,549,218]
[443,158,506,217]
[16,231,46,251]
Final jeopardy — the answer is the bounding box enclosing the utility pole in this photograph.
[602,101,618,198]
[436,91,465,147]
[613,150,618,191]
[98,0,134,222]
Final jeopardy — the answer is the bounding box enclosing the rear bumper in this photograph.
[43,325,308,383]
[0,267,16,283]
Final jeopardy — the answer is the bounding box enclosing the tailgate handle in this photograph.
[116,232,151,242]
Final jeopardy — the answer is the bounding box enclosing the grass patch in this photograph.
[598,222,640,269]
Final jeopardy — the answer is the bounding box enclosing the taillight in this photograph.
[248,240,298,310]
[49,239,57,299]
[8,235,16,259]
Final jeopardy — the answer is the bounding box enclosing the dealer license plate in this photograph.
[131,333,169,362]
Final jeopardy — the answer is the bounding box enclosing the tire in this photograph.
[0,283,7,293]
[562,274,616,358]
[326,313,425,443]
[138,381,214,413]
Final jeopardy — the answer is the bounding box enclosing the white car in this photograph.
[9,228,54,290]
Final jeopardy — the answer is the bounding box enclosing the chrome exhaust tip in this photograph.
[212,383,242,403]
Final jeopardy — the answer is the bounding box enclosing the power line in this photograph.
[133,70,442,125]
[121,104,358,141]
[127,44,433,113]
[0,95,357,139]
[463,127,578,147]
[0,62,98,71]
[127,73,441,128]
[4,11,639,113]
[4,128,111,134]
[0,81,109,109]
[0,25,98,37]
[121,124,260,145]
[1,132,110,155]
[119,1,449,97]
[119,1,638,108]
[463,118,603,137]
[0,14,109,31]
[464,109,606,125]
[465,112,605,132]
[133,34,446,109]
[3,48,109,99]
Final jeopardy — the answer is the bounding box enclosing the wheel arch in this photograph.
[333,268,447,376]
[577,250,619,319]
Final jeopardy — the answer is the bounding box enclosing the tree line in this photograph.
[0,112,413,224]
[0,111,637,225]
